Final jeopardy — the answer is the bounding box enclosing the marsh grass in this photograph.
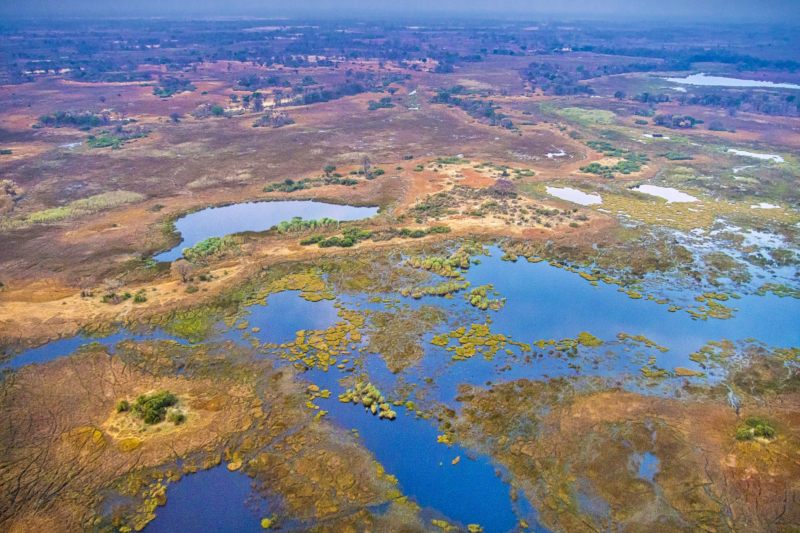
[2,191,145,230]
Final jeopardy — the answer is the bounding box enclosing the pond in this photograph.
[545,186,601,205]
[632,185,698,203]
[727,149,785,163]
[665,73,800,90]
[155,200,379,262]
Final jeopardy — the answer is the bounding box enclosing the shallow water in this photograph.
[9,244,800,532]
[632,185,698,203]
[665,73,800,90]
[727,149,785,163]
[545,186,602,206]
[155,200,379,262]
[144,467,265,533]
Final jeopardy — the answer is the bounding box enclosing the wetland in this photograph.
[1,14,800,533]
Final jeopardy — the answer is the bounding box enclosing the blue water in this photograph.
[307,365,537,533]
[154,200,379,262]
[144,467,264,533]
[222,290,341,345]
[0,330,184,371]
[636,452,660,483]
[8,244,800,532]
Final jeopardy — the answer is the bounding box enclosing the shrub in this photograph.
[708,121,727,131]
[131,391,179,424]
[133,293,147,303]
[414,165,424,172]
[211,105,224,116]
[116,400,130,413]
[569,222,579,228]
[736,417,775,441]
[635,119,648,125]
[300,235,325,245]
[168,411,186,425]
[185,285,199,293]
[660,152,694,161]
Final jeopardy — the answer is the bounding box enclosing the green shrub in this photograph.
[660,152,693,161]
[168,412,186,425]
[133,293,147,303]
[132,391,179,424]
[635,119,648,125]
[300,234,325,245]
[116,400,130,413]
[414,165,424,172]
[569,222,579,228]
[185,285,199,293]
[736,417,776,441]
[0,149,11,155]
[211,105,224,116]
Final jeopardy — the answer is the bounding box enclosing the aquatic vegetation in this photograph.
[433,323,532,361]
[756,283,800,298]
[466,284,505,311]
[617,333,669,352]
[275,216,338,234]
[338,382,397,420]
[589,187,797,232]
[405,246,474,277]
[274,309,365,372]
[400,280,470,299]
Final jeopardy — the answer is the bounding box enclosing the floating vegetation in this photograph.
[274,309,366,372]
[466,284,505,311]
[338,382,397,420]
[617,333,669,352]
[405,248,473,278]
[756,283,800,299]
[400,280,470,299]
[432,324,532,361]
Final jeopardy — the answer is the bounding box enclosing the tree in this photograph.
[211,105,224,116]
[171,259,195,282]
[324,165,337,176]
[252,98,264,112]
[170,113,181,123]
[361,155,372,178]
[614,91,626,100]
[273,90,283,107]
[489,179,516,196]
[387,87,399,96]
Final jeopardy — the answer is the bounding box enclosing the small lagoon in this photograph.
[155,200,379,262]
[545,186,601,206]
[665,73,800,90]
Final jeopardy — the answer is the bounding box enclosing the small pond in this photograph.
[545,186,601,206]
[727,149,785,163]
[632,185,698,203]
[155,200,379,262]
[665,73,800,90]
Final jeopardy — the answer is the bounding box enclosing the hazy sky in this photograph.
[3,0,800,23]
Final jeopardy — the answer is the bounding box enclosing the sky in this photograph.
[2,0,800,23]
